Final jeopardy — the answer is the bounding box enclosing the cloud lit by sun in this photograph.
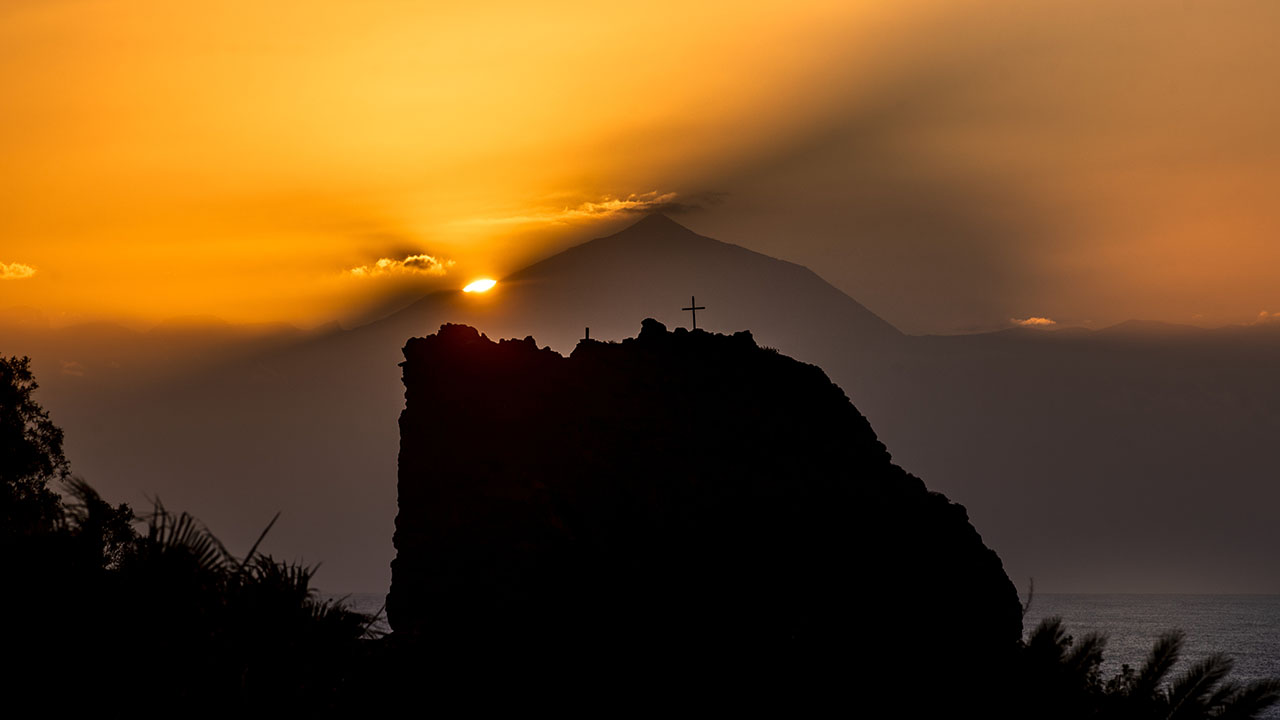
[1012,317,1056,327]
[348,254,454,279]
[462,191,706,227]
[463,279,497,293]
[1,262,36,280]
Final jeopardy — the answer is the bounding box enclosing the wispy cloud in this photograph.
[572,191,681,217]
[1012,316,1056,327]
[464,190,721,226]
[1255,311,1280,324]
[348,253,454,278]
[0,262,36,280]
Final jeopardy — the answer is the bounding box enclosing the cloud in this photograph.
[1255,311,1280,325]
[605,190,726,216]
[0,262,36,280]
[573,191,681,217]
[1012,316,1056,327]
[348,253,454,278]
[465,190,724,226]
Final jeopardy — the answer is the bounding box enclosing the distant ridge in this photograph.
[1096,319,1207,337]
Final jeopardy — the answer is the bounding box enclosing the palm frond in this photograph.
[1065,631,1107,679]
[59,475,102,521]
[1212,679,1280,720]
[1132,630,1185,699]
[143,498,234,573]
[1208,680,1244,710]
[1027,616,1071,662]
[1166,653,1233,720]
[236,511,281,575]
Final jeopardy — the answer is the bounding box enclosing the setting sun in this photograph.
[463,279,497,293]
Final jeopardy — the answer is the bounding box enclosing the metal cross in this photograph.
[682,295,706,330]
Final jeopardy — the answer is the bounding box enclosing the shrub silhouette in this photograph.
[115,500,378,706]
[0,357,378,710]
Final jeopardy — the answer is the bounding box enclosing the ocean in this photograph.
[331,592,1280,713]
[1031,594,1280,717]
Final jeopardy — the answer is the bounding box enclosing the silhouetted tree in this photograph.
[0,355,66,533]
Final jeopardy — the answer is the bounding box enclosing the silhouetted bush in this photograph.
[0,356,378,710]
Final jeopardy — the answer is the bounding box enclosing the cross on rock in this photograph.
[682,295,706,330]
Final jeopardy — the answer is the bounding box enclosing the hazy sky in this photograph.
[3,0,1277,333]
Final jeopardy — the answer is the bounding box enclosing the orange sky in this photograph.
[2,0,1278,332]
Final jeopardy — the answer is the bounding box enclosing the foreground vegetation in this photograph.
[2,354,1278,715]
[1,355,378,708]
[1016,614,1280,719]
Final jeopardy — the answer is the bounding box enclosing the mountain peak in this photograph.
[495,207,902,350]
[612,211,699,238]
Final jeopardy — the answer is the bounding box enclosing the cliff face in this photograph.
[391,319,1021,692]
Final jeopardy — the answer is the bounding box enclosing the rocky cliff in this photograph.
[390,319,1021,702]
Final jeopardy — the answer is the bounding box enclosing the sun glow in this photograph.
[463,279,497,293]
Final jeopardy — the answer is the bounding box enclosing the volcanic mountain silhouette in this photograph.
[495,213,900,347]
[359,212,903,358]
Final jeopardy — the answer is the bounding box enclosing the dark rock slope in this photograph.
[390,319,1021,700]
